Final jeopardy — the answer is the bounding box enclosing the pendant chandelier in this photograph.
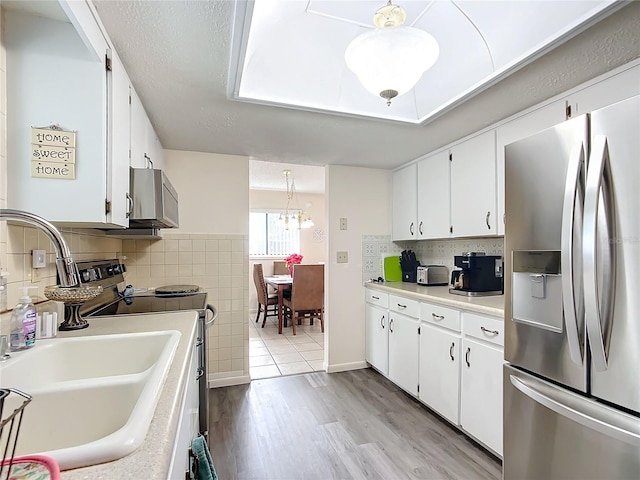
[278,170,314,230]
[345,0,439,106]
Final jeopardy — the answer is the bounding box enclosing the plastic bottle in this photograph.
[10,286,38,351]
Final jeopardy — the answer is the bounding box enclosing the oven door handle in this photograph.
[205,304,217,328]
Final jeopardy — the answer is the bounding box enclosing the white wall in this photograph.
[164,150,249,235]
[325,165,391,372]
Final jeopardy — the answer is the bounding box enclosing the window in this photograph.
[249,211,300,256]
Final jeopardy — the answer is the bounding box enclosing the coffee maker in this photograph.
[450,252,503,296]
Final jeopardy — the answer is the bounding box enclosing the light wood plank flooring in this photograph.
[209,368,501,480]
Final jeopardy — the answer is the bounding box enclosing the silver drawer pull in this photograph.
[372,295,380,300]
[380,315,385,329]
[465,347,471,367]
[481,326,499,336]
[449,342,455,361]
[432,313,444,321]
[397,304,407,309]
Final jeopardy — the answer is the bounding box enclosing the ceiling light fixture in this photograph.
[278,170,314,230]
[345,0,439,106]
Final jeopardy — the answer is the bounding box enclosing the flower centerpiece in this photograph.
[285,253,303,276]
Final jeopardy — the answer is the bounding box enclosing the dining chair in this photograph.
[282,264,324,335]
[253,263,278,327]
[273,260,289,275]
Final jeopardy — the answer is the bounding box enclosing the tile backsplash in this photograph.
[362,235,504,282]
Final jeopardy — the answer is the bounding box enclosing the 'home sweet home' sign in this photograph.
[31,127,76,179]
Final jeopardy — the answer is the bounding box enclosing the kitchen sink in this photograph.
[0,330,181,470]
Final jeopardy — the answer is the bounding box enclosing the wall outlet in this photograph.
[339,217,348,230]
[32,249,46,268]
[336,251,348,263]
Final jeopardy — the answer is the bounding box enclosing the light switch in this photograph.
[32,249,46,268]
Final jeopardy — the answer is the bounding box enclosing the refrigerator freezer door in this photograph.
[504,365,640,480]
[588,95,640,414]
[504,115,588,392]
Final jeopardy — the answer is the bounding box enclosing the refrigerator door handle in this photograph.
[510,374,640,446]
[584,136,616,371]
[560,141,585,364]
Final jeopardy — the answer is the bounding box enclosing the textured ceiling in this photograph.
[81,1,639,171]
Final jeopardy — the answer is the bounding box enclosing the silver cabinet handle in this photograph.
[465,347,471,367]
[409,222,414,236]
[480,326,499,336]
[419,221,423,235]
[125,193,133,218]
[431,313,444,321]
[510,374,640,446]
[380,315,385,329]
[449,342,455,361]
[561,140,586,365]
[584,136,616,372]
[397,304,407,309]
[371,295,379,300]
[389,318,394,333]
[485,211,491,230]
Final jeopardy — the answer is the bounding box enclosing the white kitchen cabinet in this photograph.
[450,130,497,237]
[130,89,164,170]
[419,323,461,425]
[6,3,131,227]
[460,310,504,456]
[388,296,420,396]
[168,338,200,480]
[365,302,389,375]
[417,150,451,239]
[392,164,417,241]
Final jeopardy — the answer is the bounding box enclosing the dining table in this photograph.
[264,275,293,334]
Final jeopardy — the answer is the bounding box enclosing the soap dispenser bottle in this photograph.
[10,286,38,351]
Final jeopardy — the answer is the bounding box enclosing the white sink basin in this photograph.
[0,330,181,470]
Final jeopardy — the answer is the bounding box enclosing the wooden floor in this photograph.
[209,368,501,480]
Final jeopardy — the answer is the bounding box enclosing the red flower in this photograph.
[285,253,303,266]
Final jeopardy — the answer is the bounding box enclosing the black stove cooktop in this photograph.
[85,291,209,317]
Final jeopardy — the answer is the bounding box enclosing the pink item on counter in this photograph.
[0,454,60,480]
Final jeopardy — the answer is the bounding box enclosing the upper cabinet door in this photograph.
[130,90,150,169]
[450,131,497,237]
[417,150,451,239]
[108,52,132,227]
[392,164,418,241]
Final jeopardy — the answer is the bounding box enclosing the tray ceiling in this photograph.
[230,0,622,124]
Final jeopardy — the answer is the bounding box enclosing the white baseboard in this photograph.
[326,360,368,373]
[208,371,251,388]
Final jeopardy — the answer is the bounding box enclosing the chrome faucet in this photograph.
[0,209,80,287]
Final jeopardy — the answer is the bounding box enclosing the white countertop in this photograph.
[365,282,504,318]
[55,310,199,480]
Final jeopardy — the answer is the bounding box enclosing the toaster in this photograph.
[416,265,449,286]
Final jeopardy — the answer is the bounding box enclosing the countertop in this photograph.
[55,310,200,480]
[365,282,504,318]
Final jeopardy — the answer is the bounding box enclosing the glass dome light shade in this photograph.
[345,26,439,100]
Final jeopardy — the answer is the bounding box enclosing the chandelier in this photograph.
[278,170,314,230]
[345,0,439,106]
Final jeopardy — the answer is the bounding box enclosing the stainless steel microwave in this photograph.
[128,167,179,229]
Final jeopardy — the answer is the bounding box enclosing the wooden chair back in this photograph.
[290,264,324,311]
[273,260,289,275]
[253,263,268,305]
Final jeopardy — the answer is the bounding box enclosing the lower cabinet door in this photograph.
[365,303,388,375]
[419,324,461,425]
[388,312,419,396]
[460,338,503,456]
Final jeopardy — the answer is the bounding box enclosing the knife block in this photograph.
[402,270,417,283]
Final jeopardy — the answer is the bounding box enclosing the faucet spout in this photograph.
[0,209,80,287]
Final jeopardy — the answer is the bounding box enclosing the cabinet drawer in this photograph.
[420,302,461,332]
[365,289,389,308]
[463,312,504,346]
[389,295,419,318]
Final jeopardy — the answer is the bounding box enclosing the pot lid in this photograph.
[155,284,200,295]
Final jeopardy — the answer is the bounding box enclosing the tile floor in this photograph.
[249,312,325,379]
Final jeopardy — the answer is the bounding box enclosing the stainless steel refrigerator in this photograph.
[503,95,640,479]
